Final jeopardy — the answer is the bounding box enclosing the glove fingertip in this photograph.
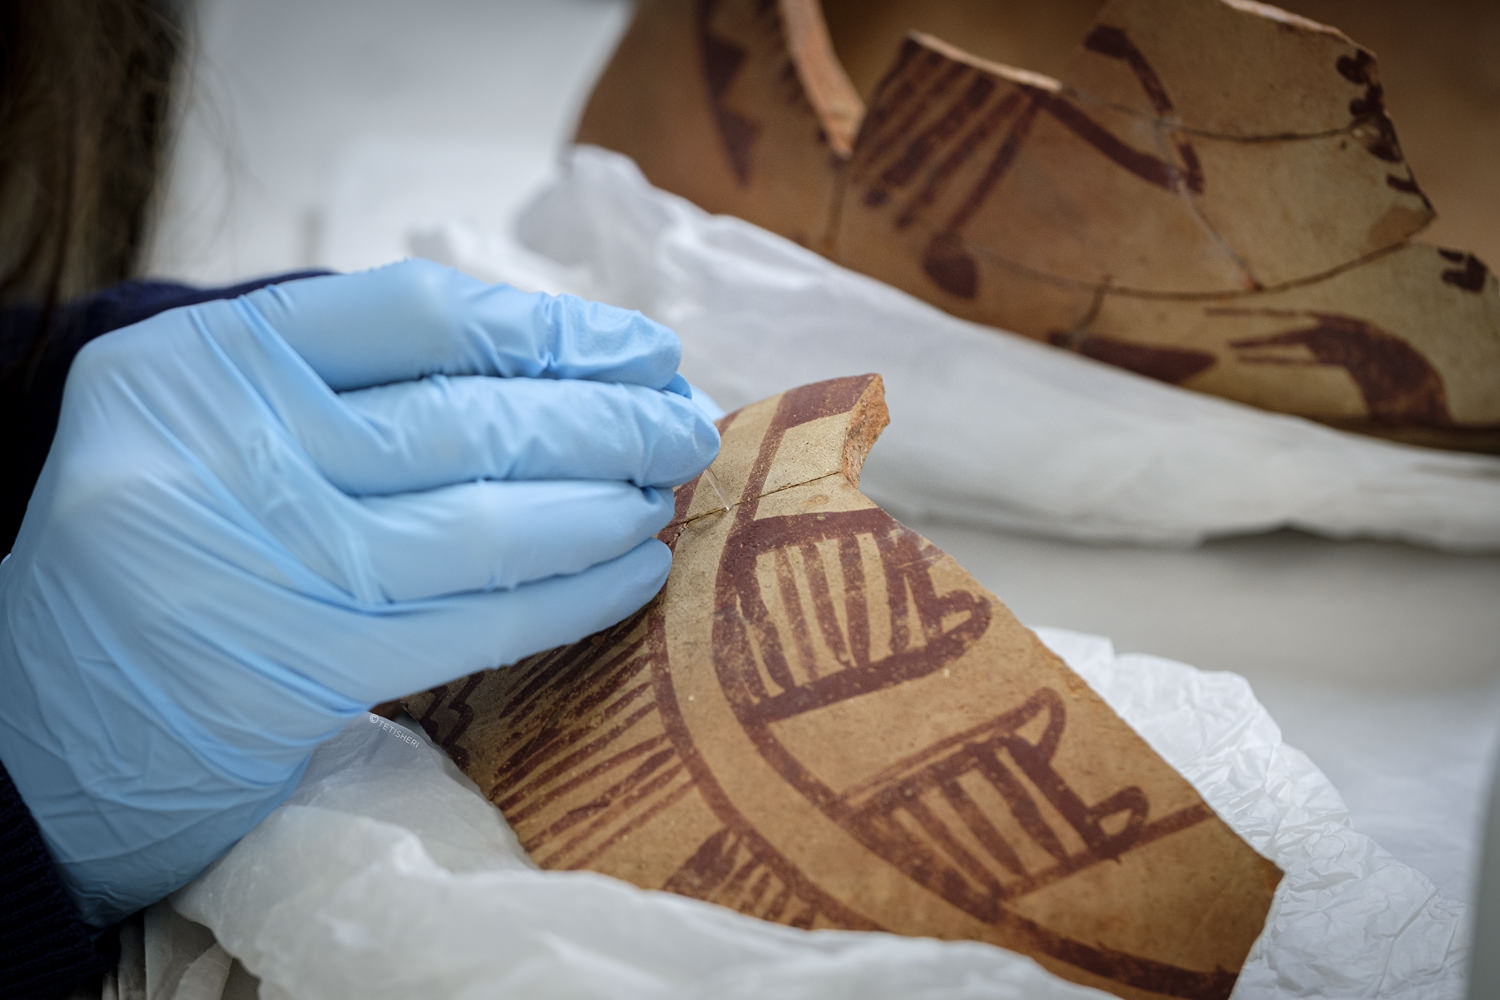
[583,538,673,631]
[694,408,722,458]
[549,294,683,388]
[630,537,673,596]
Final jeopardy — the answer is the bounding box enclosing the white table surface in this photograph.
[149,0,1500,915]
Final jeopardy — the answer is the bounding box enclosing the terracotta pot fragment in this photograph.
[406,375,1281,1000]
[575,0,1500,452]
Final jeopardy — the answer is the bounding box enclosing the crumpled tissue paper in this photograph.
[411,146,1500,551]
[170,628,1467,1000]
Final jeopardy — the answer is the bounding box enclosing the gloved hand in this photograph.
[0,259,719,927]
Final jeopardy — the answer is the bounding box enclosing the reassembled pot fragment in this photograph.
[576,0,1500,452]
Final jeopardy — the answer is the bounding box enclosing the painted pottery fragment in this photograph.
[406,375,1281,1000]
[574,0,1500,452]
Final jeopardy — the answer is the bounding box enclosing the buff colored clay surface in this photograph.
[574,0,1500,452]
[406,375,1282,1000]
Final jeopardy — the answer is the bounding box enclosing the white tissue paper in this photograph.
[411,146,1500,550]
[170,628,1468,1000]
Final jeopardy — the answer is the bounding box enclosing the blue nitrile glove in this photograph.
[0,259,719,927]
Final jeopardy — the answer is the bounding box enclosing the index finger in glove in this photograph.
[306,376,720,495]
[231,260,683,392]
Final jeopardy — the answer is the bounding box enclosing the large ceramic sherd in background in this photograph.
[405,375,1282,1000]
[575,0,1500,452]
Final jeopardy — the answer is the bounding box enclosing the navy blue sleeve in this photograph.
[0,761,114,999]
[0,270,328,997]
[1,271,329,556]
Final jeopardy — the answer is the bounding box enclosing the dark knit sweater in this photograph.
[0,271,325,998]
